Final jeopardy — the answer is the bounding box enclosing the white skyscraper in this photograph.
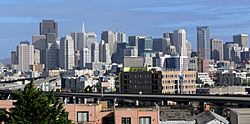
[80,48,91,69]
[99,40,111,64]
[60,35,75,70]
[116,32,127,43]
[173,29,187,56]
[17,41,34,72]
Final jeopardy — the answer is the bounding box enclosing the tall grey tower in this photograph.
[211,38,223,61]
[197,26,210,59]
[101,31,116,55]
[233,34,248,50]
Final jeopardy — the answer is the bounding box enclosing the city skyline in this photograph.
[1,0,250,59]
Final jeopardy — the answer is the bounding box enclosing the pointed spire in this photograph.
[82,21,85,33]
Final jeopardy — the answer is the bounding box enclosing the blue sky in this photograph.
[1,0,250,59]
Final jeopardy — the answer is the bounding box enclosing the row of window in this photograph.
[122,117,151,124]
[77,112,151,124]
[162,80,196,84]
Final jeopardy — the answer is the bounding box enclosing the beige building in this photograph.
[161,71,196,94]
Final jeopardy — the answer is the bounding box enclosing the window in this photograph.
[77,111,89,123]
[139,117,151,124]
[122,117,131,124]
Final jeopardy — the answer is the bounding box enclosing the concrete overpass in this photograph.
[1,90,250,104]
[0,76,60,90]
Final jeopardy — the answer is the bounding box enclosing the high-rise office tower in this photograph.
[99,40,111,64]
[186,41,192,58]
[163,32,173,44]
[153,38,171,53]
[101,31,116,55]
[46,42,59,70]
[80,48,91,69]
[116,32,127,43]
[32,35,47,65]
[211,38,223,61]
[17,41,34,72]
[233,34,248,50]
[138,36,153,56]
[60,35,75,70]
[112,42,127,64]
[11,51,17,65]
[173,29,187,56]
[91,42,99,62]
[70,32,86,51]
[224,42,240,62]
[34,49,40,65]
[197,26,210,59]
[86,32,97,49]
[40,20,58,37]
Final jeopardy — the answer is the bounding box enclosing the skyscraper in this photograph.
[91,42,99,62]
[211,38,223,61]
[17,41,34,72]
[34,49,40,65]
[138,36,153,56]
[223,42,241,62]
[86,32,97,49]
[46,42,59,70]
[11,51,17,65]
[32,35,46,65]
[153,38,171,53]
[186,41,192,58]
[40,20,58,37]
[99,40,111,64]
[60,35,75,70]
[70,32,85,51]
[80,48,91,69]
[173,29,187,56]
[233,34,248,50]
[101,31,116,55]
[163,32,173,44]
[197,26,210,59]
[116,32,127,43]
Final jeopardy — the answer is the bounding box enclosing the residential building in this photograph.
[230,108,250,124]
[161,70,196,94]
[195,110,229,124]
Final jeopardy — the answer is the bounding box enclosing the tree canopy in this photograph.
[0,81,71,124]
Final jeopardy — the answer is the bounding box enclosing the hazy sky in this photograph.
[1,0,250,59]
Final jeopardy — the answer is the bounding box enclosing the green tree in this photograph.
[0,81,71,124]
